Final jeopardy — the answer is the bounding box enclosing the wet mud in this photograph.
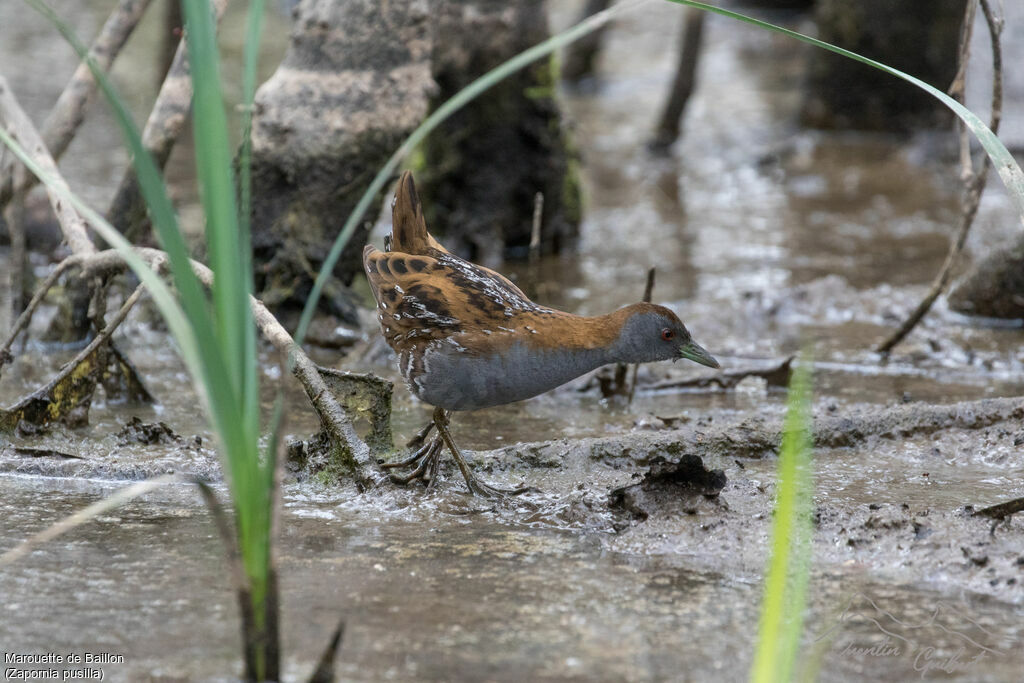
[2,1,1024,681]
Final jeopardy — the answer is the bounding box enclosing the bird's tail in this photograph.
[391,171,431,254]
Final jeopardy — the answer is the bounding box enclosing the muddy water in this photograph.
[3,0,1024,681]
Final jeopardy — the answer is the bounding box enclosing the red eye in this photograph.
[661,328,675,341]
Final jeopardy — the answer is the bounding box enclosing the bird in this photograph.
[362,171,720,496]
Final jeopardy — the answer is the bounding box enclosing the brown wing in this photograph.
[362,244,551,353]
[390,171,529,299]
[363,245,459,350]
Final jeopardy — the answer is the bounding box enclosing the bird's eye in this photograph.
[661,328,675,341]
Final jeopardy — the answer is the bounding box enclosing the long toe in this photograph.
[465,478,535,498]
[381,438,435,469]
[386,436,443,485]
[405,420,436,450]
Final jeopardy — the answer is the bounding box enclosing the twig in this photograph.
[876,0,1003,353]
[562,0,614,81]
[42,281,147,393]
[650,7,706,151]
[104,0,230,241]
[158,0,184,82]
[642,267,656,305]
[0,254,89,365]
[64,247,379,487]
[529,191,544,264]
[0,0,153,212]
[0,73,151,390]
[975,496,1024,520]
[2,52,372,483]
[627,267,657,403]
[1,278,140,431]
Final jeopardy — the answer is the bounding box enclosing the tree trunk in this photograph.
[248,0,434,321]
[419,0,581,265]
[802,0,966,131]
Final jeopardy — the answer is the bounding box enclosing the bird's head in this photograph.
[613,303,720,368]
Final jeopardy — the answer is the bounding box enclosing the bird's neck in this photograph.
[522,306,640,364]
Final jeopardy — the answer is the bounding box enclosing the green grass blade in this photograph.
[27,0,269,640]
[180,0,268,622]
[292,0,648,346]
[751,358,814,682]
[665,0,1024,229]
[180,0,253,405]
[178,5,272,674]
[240,0,266,460]
[23,0,211,334]
[238,0,277,579]
[177,0,258,445]
[27,0,252,506]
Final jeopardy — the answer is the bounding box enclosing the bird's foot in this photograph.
[383,437,443,487]
[461,473,534,498]
[384,408,534,497]
[442,436,533,498]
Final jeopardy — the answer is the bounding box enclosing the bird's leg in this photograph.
[432,407,531,497]
[424,438,443,490]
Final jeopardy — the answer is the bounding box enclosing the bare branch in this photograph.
[0,74,96,256]
[0,254,91,364]
[188,258,378,487]
[62,247,378,487]
[105,0,230,239]
[0,0,153,211]
[876,0,1003,354]
[0,281,148,430]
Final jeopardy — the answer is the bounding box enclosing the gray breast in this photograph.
[410,340,610,411]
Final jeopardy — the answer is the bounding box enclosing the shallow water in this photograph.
[2,1,1024,681]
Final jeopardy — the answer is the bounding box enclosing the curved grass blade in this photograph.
[664,0,1024,229]
[0,474,180,567]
